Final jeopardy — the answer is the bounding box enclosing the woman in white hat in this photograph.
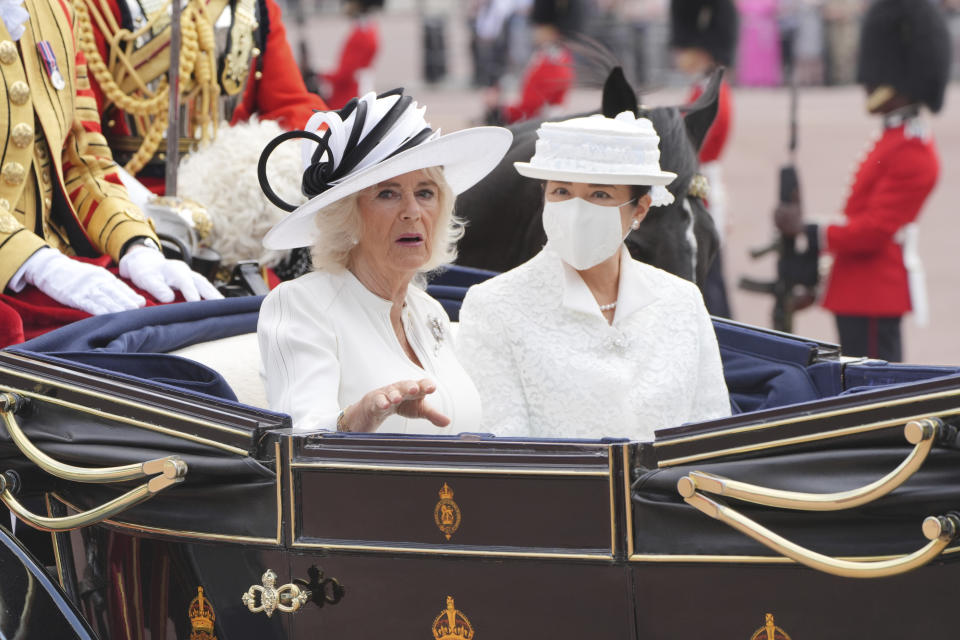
[457,111,730,440]
[256,90,511,433]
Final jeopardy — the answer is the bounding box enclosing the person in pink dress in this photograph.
[736,0,782,86]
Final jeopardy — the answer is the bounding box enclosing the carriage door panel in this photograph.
[288,553,635,639]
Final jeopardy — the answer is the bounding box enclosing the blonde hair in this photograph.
[310,166,463,274]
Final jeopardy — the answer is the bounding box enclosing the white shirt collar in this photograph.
[552,245,659,324]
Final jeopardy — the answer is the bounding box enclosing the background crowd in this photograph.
[293,0,960,94]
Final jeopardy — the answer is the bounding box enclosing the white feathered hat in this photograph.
[259,89,513,250]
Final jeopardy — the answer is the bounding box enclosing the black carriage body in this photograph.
[1,324,960,639]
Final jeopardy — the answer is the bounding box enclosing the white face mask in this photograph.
[542,197,632,270]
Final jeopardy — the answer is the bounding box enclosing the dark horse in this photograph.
[455,68,722,288]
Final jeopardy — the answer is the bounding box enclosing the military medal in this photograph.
[36,41,65,90]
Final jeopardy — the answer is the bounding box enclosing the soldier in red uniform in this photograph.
[485,0,577,125]
[776,0,952,361]
[671,0,739,318]
[320,0,381,110]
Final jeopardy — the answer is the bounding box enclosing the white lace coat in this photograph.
[457,248,731,441]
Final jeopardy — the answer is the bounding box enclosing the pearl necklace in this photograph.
[599,300,617,312]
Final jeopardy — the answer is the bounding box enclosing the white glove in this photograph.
[119,245,223,303]
[15,248,146,314]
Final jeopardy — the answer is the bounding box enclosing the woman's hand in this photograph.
[339,378,451,433]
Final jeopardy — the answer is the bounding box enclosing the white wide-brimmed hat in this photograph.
[259,90,513,250]
[514,111,677,206]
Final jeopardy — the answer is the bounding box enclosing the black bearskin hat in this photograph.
[347,0,384,12]
[531,0,583,35]
[670,0,740,67]
[857,0,952,113]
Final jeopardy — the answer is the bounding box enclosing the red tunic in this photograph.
[230,0,328,129]
[687,78,733,164]
[502,44,573,124]
[822,121,939,317]
[321,19,379,110]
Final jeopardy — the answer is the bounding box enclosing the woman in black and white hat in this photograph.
[257,90,511,434]
[457,111,730,440]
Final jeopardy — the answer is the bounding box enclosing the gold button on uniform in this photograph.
[0,41,16,65]
[9,81,29,105]
[43,197,51,208]
[11,122,32,148]
[0,210,19,233]
[255,71,263,80]
[2,162,25,185]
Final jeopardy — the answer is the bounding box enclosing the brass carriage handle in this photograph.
[241,570,311,617]
[681,490,959,578]
[0,465,186,532]
[676,418,940,511]
[1,393,186,484]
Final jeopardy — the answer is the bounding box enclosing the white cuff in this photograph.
[8,247,54,292]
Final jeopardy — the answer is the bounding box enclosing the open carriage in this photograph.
[0,266,958,640]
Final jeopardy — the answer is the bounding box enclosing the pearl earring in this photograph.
[630,219,640,230]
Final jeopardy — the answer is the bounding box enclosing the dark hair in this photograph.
[630,185,652,201]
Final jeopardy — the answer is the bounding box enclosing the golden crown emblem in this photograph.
[439,483,454,500]
[189,586,217,640]
[434,483,462,540]
[749,613,791,640]
[432,596,474,640]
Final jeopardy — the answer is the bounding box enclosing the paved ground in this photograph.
[288,11,960,366]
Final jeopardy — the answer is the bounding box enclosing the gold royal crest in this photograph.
[750,613,792,640]
[432,596,474,640]
[189,586,217,640]
[434,483,461,540]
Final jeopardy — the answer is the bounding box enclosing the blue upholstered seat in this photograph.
[10,266,960,417]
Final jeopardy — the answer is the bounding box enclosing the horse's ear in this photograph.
[601,67,639,118]
[680,67,725,152]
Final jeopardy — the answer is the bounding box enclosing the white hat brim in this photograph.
[263,127,513,250]
[513,162,677,186]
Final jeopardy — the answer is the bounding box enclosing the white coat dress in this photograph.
[456,247,730,441]
[258,269,482,433]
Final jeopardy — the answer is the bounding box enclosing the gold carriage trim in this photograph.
[432,596,474,640]
[750,613,792,640]
[434,482,461,541]
[189,586,217,640]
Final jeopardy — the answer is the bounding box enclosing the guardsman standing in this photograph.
[776,0,951,361]
[670,0,739,318]
[320,0,381,110]
[485,0,577,125]
[0,0,220,347]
